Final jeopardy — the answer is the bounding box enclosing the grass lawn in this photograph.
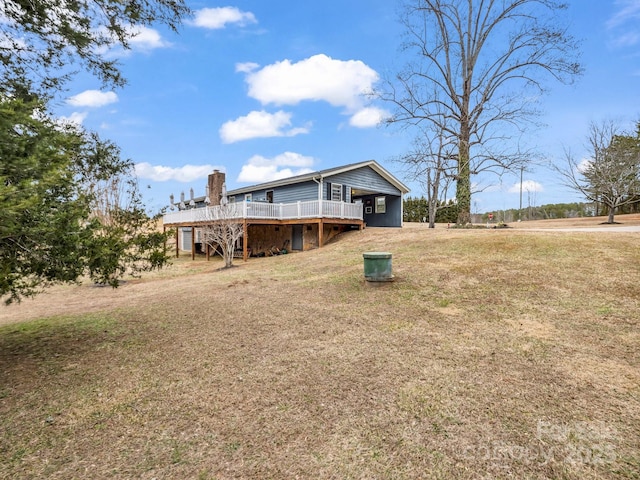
[1,217,639,479]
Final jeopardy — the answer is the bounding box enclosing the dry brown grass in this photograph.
[508,212,640,229]
[1,214,639,479]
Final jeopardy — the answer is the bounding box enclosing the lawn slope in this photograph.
[1,223,639,479]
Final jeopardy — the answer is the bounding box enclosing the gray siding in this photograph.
[223,165,404,227]
[326,166,401,197]
[228,166,400,203]
[229,181,318,203]
[271,181,318,203]
[361,194,402,227]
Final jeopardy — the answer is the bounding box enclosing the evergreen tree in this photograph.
[0,96,169,304]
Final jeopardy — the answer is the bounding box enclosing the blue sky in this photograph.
[54,1,640,214]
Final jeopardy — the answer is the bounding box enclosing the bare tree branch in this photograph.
[379,0,581,224]
[198,204,244,268]
[553,120,640,223]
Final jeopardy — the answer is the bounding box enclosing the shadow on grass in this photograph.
[0,314,124,380]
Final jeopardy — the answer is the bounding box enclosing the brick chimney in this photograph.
[207,170,225,206]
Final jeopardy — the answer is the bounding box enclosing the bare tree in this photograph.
[198,203,244,268]
[380,0,581,225]
[556,120,640,224]
[399,125,457,227]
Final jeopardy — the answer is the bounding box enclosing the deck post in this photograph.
[318,220,324,248]
[191,226,195,260]
[175,227,179,258]
[242,220,248,262]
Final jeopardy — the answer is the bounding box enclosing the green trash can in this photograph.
[363,252,393,282]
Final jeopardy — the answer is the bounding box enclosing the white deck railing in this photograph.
[163,200,363,225]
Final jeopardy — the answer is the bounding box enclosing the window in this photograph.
[331,183,342,201]
[375,196,386,214]
[266,190,274,203]
[244,193,252,202]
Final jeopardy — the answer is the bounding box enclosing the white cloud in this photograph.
[134,162,217,182]
[349,107,389,128]
[127,25,171,50]
[606,1,640,46]
[94,24,171,57]
[57,111,88,126]
[235,62,260,73]
[190,7,257,29]
[237,152,316,183]
[252,151,314,168]
[243,54,379,112]
[67,90,118,108]
[607,0,640,29]
[0,1,23,24]
[219,110,310,143]
[0,32,26,50]
[611,31,640,47]
[577,158,592,173]
[508,180,544,193]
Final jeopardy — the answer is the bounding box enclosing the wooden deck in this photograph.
[163,200,364,261]
[162,200,363,226]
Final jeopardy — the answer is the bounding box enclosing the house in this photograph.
[162,160,410,260]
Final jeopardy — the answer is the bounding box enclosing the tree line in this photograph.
[403,197,458,224]
[404,198,640,224]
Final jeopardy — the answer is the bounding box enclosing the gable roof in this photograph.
[227,160,410,196]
